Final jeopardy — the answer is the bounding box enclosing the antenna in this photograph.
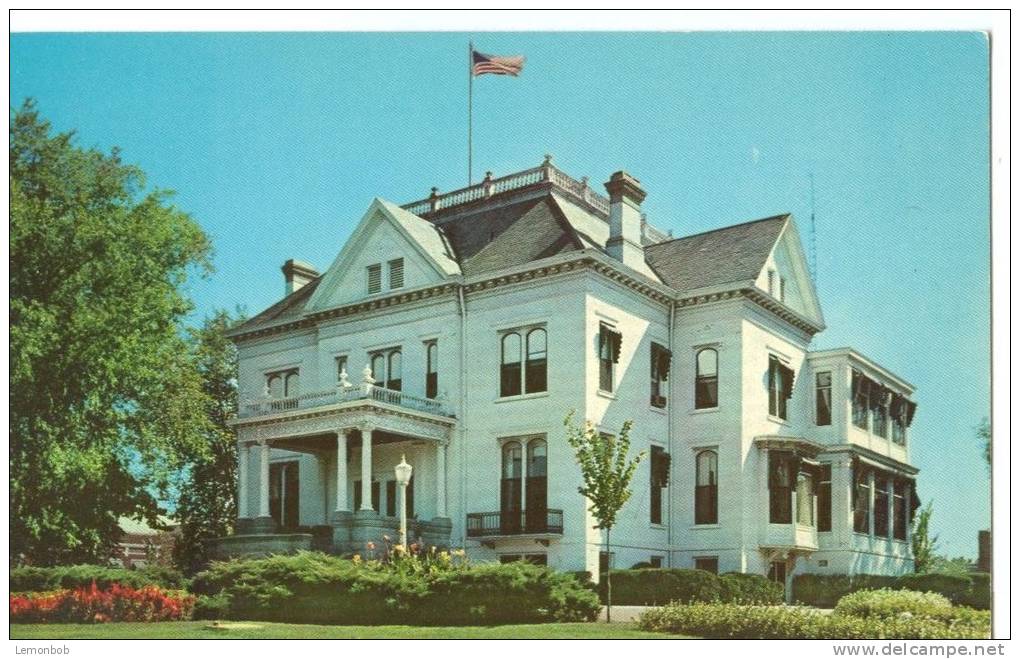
[808,172,818,286]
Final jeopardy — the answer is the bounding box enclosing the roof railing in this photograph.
[402,155,611,218]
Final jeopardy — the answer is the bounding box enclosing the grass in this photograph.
[10,621,684,640]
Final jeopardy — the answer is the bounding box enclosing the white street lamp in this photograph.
[394,454,413,548]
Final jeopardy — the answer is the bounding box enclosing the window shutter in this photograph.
[904,400,917,426]
[781,364,796,399]
[652,449,671,487]
[610,329,622,363]
[388,258,404,289]
[367,263,382,294]
[653,343,672,379]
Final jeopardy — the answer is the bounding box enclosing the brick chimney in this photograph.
[604,171,647,270]
[281,259,319,296]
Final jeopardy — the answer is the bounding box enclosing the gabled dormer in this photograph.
[305,198,461,312]
[753,217,824,327]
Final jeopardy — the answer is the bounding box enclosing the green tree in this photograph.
[173,310,243,574]
[564,412,645,623]
[977,417,991,470]
[911,501,939,573]
[10,100,212,565]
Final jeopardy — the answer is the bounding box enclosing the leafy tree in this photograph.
[173,310,243,574]
[977,418,991,470]
[564,412,645,623]
[911,501,939,573]
[10,100,212,565]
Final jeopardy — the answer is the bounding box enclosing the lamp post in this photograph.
[394,455,413,548]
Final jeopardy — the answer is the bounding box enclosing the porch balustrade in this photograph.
[240,383,452,419]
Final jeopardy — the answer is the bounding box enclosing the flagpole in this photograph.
[468,40,473,186]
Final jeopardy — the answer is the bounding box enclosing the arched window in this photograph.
[695,449,718,524]
[501,332,522,397]
[284,371,300,397]
[695,349,718,409]
[525,329,547,394]
[500,442,523,533]
[387,350,402,391]
[371,353,385,383]
[425,341,439,399]
[525,438,548,532]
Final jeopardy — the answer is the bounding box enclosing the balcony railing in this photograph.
[240,383,453,419]
[402,157,611,218]
[466,509,564,537]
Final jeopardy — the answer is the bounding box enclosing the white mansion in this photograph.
[221,157,920,588]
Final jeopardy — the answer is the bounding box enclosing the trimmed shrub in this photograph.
[191,551,599,625]
[638,602,990,639]
[834,589,953,619]
[718,572,784,605]
[10,583,194,624]
[897,573,972,606]
[962,573,991,610]
[11,564,186,593]
[793,572,991,610]
[601,568,722,605]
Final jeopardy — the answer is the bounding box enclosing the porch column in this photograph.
[336,430,349,512]
[360,425,374,511]
[259,439,271,518]
[435,441,447,517]
[237,442,249,518]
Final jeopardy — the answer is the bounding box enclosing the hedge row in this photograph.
[191,551,600,625]
[639,599,991,639]
[793,572,990,610]
[599,569,783,606]
[10,565,186,593]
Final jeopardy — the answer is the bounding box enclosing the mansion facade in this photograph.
[220,157,920,589]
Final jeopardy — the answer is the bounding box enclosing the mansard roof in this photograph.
[644,214,790,292]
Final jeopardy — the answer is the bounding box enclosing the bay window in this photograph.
[874,475,890,537]
[815,371,832,425]
[817,464,832,532]
[796,471,814,526]
[768,452,794,524]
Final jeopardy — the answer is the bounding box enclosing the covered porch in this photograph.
[220,389,456,559]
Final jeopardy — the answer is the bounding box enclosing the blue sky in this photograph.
[10,32,989,557]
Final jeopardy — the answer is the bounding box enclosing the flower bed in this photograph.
[639,590,991,639]
[10,582,195,624]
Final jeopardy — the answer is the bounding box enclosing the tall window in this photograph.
[500,442,523,533]
[388,258,404,289]
[525,438,548,531]
[335,355,348,382]
[816,372,832,425]
[817,464,832,532]
[367,263,382,294]
[769,452,794,524]
[852,370,870,429]
[893,481,908,541]
[500,332,522,397]
[853,466,871,534]
[598,324,621,393]
[425,341,438,399]
[796,471,814,526]
[694,450,718,525]
[695,348,718,409]
[874,476,890,537]
[768,355,794,420]
[650,446,669,524]
[525,329,547,394]
[650,343,671,408]
[369,348,402,391]
[871,387,890,438]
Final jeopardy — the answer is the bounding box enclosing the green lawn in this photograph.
[11,621,685,640]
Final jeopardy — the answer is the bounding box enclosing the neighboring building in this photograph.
[219,157,920,590]
[112,517,177,569]
[977,529,991,573]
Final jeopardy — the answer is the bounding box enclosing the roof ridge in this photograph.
[649,213,790,247]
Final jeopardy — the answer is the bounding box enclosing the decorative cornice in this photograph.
[742,288,824,335]
[754,435,825,457]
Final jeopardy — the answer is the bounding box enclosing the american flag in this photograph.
[472,50,525,77]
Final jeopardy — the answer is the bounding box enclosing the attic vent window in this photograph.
[367,263,382,294]
[389,258,405,290]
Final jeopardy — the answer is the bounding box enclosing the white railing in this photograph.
[400,157,613,218]
[240,384,452,418]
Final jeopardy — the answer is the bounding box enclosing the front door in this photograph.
[768,559,788,597]
[269,461,300,530]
